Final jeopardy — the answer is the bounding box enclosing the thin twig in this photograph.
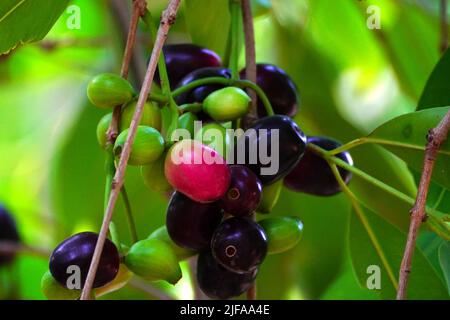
[80,0,182,300]
[241,0,258,128]
[440,0,448,53]
[0,241,50,258]
[397,110,450,300]
[241,0,258,300]
[107,0,147,145]
[128,278,174,300]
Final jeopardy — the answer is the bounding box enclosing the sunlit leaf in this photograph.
[368,107,450,189]
[0,0,70,54]
[184,0,230,58]
[418,49,450,110]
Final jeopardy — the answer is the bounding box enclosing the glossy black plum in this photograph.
[49,232,120,288]
[211,217,267,273]
[175,67,232,105]
[240,64,299,117]
[156,44,222,89]
[197,251,257,299]
[284,136,353,196]
[221,165,262,217]
[234,115,307,185]
[166,192,223,251]
[0,205,20,265]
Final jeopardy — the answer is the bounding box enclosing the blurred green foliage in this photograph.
[0,0,449,300]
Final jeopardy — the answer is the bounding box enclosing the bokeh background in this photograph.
[0,0,449,299]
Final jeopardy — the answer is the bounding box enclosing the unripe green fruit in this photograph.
[257,180,283,213]
[96,113,112,149]
[124,238,182,284]
[114,126,165,166]
[178,112,198,138]
[87,73,135,108]
[41,271,81,300]
[148,226,196,261]
[141,154,172,192]
[258,217,303,254]
[194,123,231,157]
[203,87,250,121]
[95,264,133,298]
[120,100,162,132]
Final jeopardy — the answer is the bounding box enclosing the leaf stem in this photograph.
[120,187,138,243]
[327,163,399,291]
[307,144,450,239]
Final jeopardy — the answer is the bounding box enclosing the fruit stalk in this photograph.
[171,77,274,116]
[327,163,399,292]
[307,143,450,239]
[80,0,182,300]
[229,0,241,80]
[397,109,450,300]
[241,0,258,125]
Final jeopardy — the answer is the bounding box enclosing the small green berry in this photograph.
[96,113,112,149]
[41,271,81,300]
[258,216,303,254]
[194,123,231,158]
[114,126,165,166]
[257,179,283,213]
[178,112,198,138]
[87,73,135,108]
[124,238,182,285]
[120,100,162,132]
[148,226,196,261]
[95,264,133,298]
[141,153,172,192]
[203,87,250,121]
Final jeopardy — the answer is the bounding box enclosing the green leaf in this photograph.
[439,242,450,295]
[349,205,448,299]
[368,107,450,189]
[184,0,230,57]
[418,49,450,110]
[0,0,70,54]
[416,49,450,211]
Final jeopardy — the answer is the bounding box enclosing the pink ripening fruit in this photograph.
[165,139,231,203]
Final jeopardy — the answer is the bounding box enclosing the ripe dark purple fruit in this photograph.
[221,165,262,217]
[166,192,223,251]
[240,64,299,117]
[211,217,267,273]
[0,205,20,265]
[156,44,222,89]
[234,115,307,185]
[175,67,232,105]
[49,232,120,289]
[197,251,257,299]
[284,136,353,196]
